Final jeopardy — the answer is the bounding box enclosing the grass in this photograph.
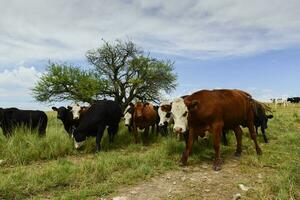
[0,105,300,199]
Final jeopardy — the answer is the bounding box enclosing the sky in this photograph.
[1,0,300,110]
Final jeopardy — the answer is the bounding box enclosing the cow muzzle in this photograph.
[173,127,184,134]
[74,140,85,149]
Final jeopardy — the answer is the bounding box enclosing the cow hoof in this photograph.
[180,159,188,166]
[256,148,263,155]
[213,164,222,171]
[234,152,241,157]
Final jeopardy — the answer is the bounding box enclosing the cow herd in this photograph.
[0,89,299,170]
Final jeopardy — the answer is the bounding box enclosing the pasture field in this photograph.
[0,105,300,199]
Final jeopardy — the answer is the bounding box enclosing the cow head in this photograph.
[52,106,72,120]
[263,114,274,129]
[171,98,198,134]
[134,102,147,120]
[68,103,81,120]
[171,98,189,134]
[73,130,86,149]
[124,103,134,127]
[158,102,172,126]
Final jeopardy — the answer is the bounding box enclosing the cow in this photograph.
[124,103,134,132]
[271,98,288,108]
[0,107,47,136]
[52,106,78,136]
[72,100,123,152]
[158,100,229,145]
[253,101,273,143]
[171,89,262,171]
[287,97,300,104]
[132,102,158,144]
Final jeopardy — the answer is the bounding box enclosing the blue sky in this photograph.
[1,0,300,110]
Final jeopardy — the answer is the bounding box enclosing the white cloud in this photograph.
[0,0,300,66]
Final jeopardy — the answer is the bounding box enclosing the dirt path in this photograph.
[107,157,266,200]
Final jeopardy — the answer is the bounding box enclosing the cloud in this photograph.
[0,66,41,99]
[0,0,300,66]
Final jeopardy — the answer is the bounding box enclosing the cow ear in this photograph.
[52,107,58,111]
[67,106,72,110]
[267,115,273,119]
[187,100,198,110]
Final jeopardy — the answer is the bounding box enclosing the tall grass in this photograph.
[0,107,300,199]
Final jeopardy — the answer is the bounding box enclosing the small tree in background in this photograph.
[32,40,177,110]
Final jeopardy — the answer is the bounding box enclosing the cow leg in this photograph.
[261,127,269,143]
[108,124,119,143]
[222,131,228,146]
[248,122,262,155]
[212,122,223,171]
[233,126,243,157]
[95,125,106,152]
[143,127,150,145]
[181,129,194,166]
[183,132,189,146]
[133,124,139,144]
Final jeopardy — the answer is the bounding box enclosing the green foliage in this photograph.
[32,40,177,108]
[32,63,103,103]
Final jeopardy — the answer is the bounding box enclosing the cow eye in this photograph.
[182,111,188,117]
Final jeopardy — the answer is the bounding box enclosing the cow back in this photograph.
[185,89,253,129]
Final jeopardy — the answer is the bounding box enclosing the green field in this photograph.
[0,105,300,199]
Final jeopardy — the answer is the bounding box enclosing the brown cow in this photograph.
[171,89,262,171]
[132,102,158,143]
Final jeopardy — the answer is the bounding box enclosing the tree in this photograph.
[32,40,177,110]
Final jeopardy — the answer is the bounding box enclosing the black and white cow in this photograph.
[0,107,47,136]
[123,103,134,132]
[287,97,300,104]
[72,100,123,151]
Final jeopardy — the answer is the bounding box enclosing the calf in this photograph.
[253,101,273,143]
[132,102,158,143]
[52,106,78,136]
[0,107,47,136]
[171,89,262,171]
[72,100,122,151]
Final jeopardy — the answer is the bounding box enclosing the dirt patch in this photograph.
[107,158,266,200]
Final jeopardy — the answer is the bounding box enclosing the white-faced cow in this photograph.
[0,107,47,136]
[72,100,122,151]
[123,103,134,132]
[171,89,262,171]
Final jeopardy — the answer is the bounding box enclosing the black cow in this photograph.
[72,100,123,152]
[0,107,47,136]
[52,106,79,136]
[287,97,300,103]
[253,101,273,143]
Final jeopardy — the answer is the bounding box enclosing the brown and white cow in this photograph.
[132,102,158,143]
[171,89,262,171]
